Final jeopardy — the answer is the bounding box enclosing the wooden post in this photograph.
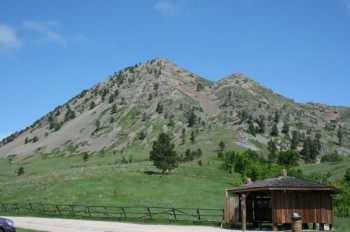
[104,206,109,217]
[196,208,201,221]
[86,206,91,217]
[56,205,61,216]
[172,208,177,220]
[147,207,152,219]
[240,194,246,232]
[120,207,126,218]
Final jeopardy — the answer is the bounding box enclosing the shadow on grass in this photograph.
[144,170,170,175]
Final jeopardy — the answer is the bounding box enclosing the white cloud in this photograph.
[22,20,93,46]
[154,0,184,17]
[0,24,22,55]
[23,20,67,46]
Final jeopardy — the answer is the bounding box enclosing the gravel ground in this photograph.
[9,217,255,232]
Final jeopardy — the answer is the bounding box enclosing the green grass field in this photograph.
[0,151,239,209]
[299,155,350,181]
[1,148,349,230]
[1,149,349,208]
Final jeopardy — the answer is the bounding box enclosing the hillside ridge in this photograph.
[1,58,349,161]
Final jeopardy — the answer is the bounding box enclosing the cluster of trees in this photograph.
[217,148,350,218]
[330,168,350,218]
[266,137,321,165]
[218,149,303,182]
[0,132,18,146]
[64,106,76,122]
[180,148,202,162]
[24,136,39,144]
[46,105,76,133]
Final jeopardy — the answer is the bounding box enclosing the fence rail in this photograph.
[0,202,223,223]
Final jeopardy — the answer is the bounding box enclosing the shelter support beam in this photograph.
[240,194,246,232]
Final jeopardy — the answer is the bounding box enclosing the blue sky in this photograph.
[1,0,350,139]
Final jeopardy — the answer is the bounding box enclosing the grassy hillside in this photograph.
[2,145,349,208]
[0,151,240,209]
[299,155,350,181]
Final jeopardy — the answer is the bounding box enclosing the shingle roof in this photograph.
[226,176,341,194]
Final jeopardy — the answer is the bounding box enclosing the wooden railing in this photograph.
[0,202,223,223]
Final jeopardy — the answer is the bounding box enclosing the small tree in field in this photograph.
[149,133,178,173]
[83,152,89,162]
[17,166,25,176]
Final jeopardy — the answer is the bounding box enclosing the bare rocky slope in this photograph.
[1,58,349,161]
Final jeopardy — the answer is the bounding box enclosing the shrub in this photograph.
[321,151,342,163]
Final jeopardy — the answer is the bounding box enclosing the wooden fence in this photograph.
[0,202,223,223]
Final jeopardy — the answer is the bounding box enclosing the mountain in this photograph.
[1,58,349,162]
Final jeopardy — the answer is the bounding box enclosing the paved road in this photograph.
[9,217,248,232]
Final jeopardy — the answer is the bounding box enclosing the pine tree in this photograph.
[83,152,89,162]
[274,111,280,123]
[108,94,115,103]
[181,128,186,139]
[290,130,299,150]
[17,166,25,176]
[301,137,312,163]
[248,122,256,136]
[90,101,96,110]
[281,122,289,134]
[156,102,163,113]
[187,109,196,127]
[184,148,192,162]
[270,123,279,136]
[267,139,278,163]
[95,120,100,131]
[190,131,195,144]
[257,115,266,133]
[149,133,178,173]
[196,148,202,158]
[111,103,117,114]
[219,140,226,152]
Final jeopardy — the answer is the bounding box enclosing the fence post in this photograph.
[172,208,177,220]
[104,206,109,217]
[86,206,91,217]
[147,207,152,219]
[70,205,75,216]
[196,208,201,221]
[56,205,61,216]
[120,207,126,218]
[2,203,7,211]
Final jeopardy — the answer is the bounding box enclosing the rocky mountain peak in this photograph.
[0,59,349,161]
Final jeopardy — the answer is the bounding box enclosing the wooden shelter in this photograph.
[224,173,341,231]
